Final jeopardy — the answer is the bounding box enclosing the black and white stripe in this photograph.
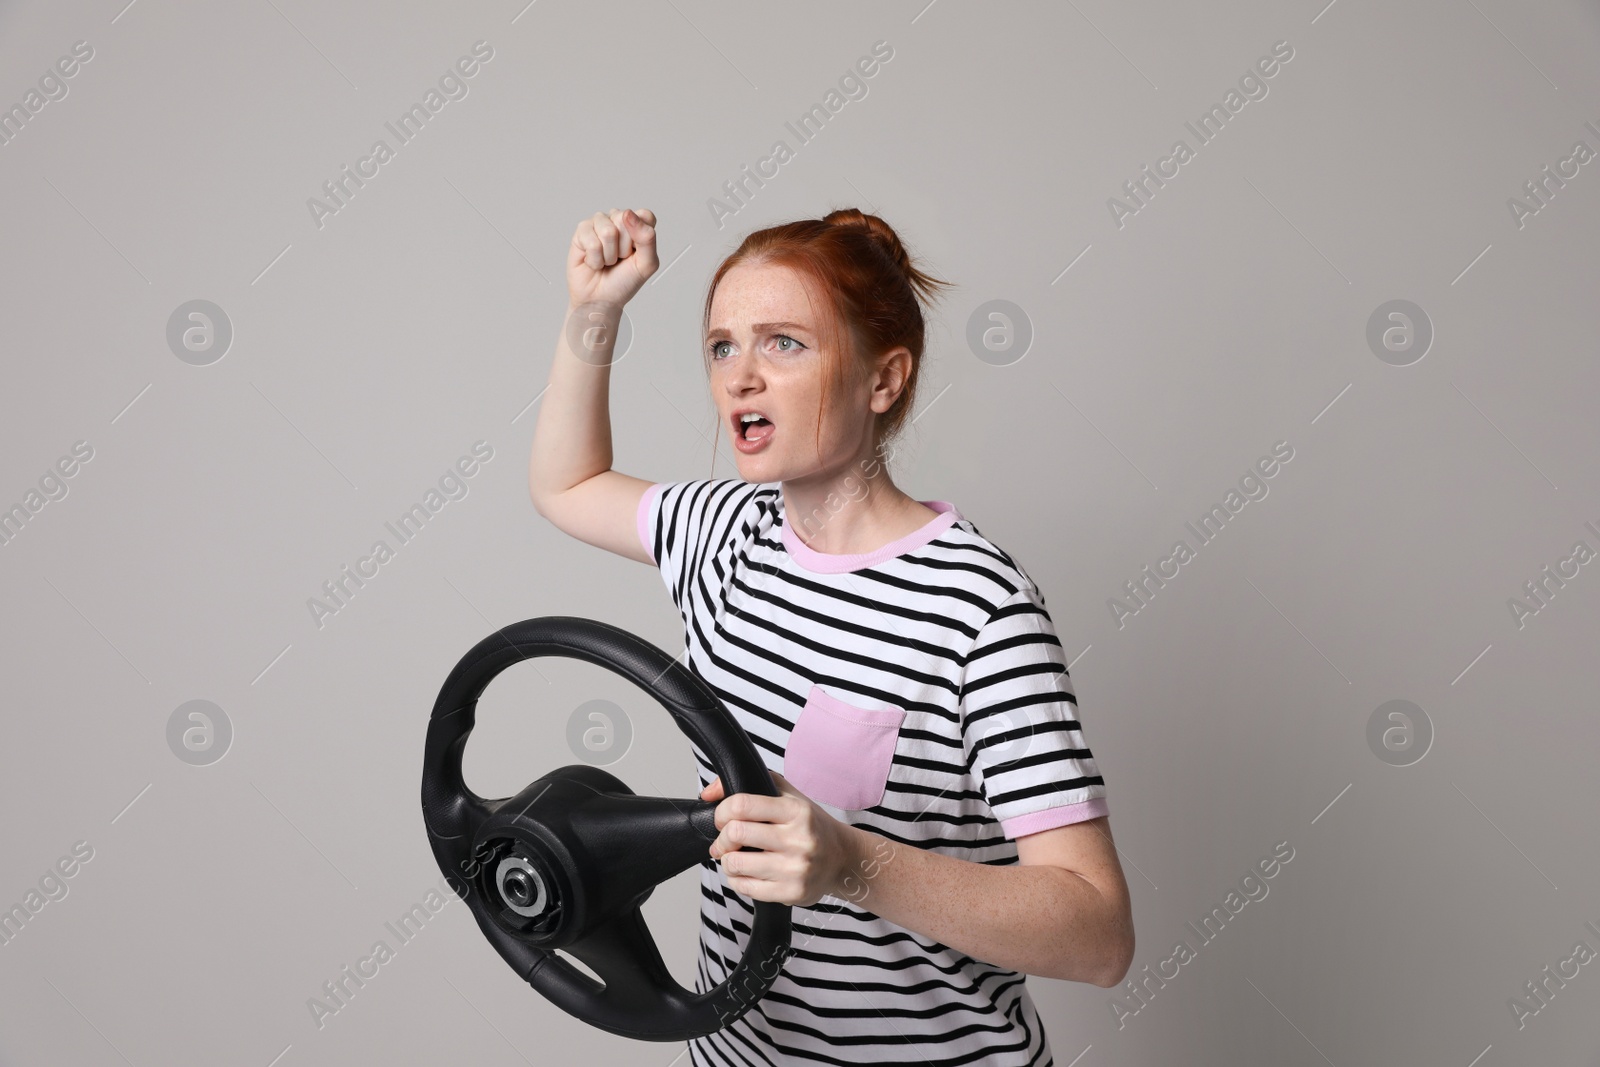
[640,478,1107,1066]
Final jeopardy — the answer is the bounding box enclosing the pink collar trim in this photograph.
[780,497,961,574]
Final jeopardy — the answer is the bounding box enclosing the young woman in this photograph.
[529,207,1133,1066]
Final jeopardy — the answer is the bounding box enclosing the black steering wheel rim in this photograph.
[420,615,792,1042]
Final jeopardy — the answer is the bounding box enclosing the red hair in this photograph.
[702,208,953,471]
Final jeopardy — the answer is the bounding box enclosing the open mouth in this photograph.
[737,413,775,443]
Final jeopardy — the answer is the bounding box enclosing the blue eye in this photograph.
[708,334,805,360]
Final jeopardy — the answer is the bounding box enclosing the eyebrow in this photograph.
[704,320,814,341]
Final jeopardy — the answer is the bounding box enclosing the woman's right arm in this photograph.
[529,208,659,565]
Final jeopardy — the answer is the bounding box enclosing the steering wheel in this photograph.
[420,615,792,1042]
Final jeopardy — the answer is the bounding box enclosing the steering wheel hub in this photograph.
[496,856,546,915]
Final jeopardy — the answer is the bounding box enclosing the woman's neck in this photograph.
[780,472,935,556]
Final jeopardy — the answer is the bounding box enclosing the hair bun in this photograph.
[824,207,923,286]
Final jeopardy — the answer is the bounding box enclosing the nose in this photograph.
[722,350,763,396]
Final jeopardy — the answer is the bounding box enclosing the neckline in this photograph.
[777,491,961,574]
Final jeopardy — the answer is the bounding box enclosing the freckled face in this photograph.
[707,262,871,481]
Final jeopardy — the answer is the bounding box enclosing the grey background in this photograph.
[2,0,1598,1064]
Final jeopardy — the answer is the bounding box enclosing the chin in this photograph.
[733,458,773,482]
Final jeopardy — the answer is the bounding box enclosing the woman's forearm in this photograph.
[828,824,1124,986]
[528,302,623,506]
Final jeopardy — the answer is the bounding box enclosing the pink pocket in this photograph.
[783,685,906,811]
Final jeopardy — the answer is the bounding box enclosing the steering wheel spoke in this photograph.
[567,788,720,901]
[562,904,682,1012]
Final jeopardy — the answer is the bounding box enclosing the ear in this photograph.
[871,346,913,413]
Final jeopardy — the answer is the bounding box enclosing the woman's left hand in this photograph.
[701,770,860,908]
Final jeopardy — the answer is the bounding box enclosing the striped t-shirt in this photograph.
[636,478,1109,1067]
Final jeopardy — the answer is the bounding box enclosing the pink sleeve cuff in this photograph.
[636,483,663,565]
[1001,795,1109,839]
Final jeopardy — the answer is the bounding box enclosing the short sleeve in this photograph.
[959,581,1108,839]
[636,478,761,611]
[635,482,665,565]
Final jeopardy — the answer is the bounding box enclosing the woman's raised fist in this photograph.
[566,208,658,311]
